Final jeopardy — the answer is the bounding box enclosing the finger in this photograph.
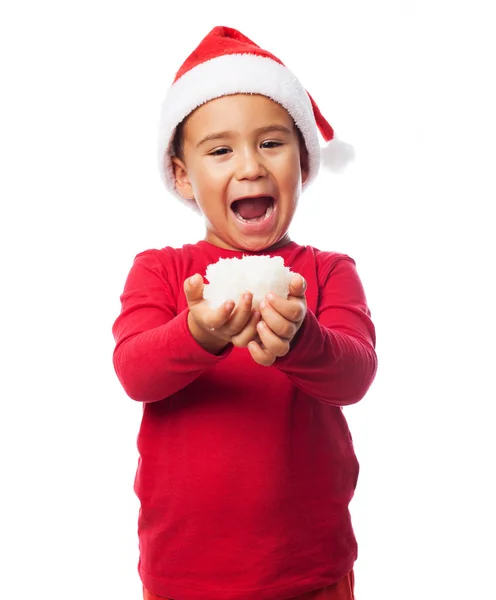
[257,301,297,340]
[184,273,205,307]
[231,309,261,348]
[186,274,237,330]
[256,320,290,358]
[289,274,307,298]
[226,292,254,334]
[202,300,237,331]
[260,293,306,325]
[248,339,277,366]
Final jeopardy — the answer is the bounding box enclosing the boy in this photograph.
[112,26,377,600]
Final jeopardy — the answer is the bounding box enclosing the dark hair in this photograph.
[295,127,308,174]
[172,119,185,160]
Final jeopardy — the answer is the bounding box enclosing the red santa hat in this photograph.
[158,26,354,210]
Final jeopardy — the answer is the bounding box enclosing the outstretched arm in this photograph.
[252,257,377,406]
[112,251,234,403]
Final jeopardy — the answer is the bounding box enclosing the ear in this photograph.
[171,156,194,200]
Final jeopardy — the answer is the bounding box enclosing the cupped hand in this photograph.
[184,274,261,352]
[248,274,307,366]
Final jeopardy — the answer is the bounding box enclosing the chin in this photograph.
[235,234,284,253]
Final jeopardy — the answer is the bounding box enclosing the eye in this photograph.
[209,147,231,156]
[261,141,283,149]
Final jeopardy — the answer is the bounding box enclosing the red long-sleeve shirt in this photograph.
[112,240,377,600]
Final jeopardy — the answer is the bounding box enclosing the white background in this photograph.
[1,1,495,598]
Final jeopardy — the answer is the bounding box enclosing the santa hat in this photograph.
[158,26,354,211]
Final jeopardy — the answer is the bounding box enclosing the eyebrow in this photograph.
[196,124,294,148]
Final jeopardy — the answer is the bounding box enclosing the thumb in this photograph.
[184,273,204,306]
[289,273,306,297]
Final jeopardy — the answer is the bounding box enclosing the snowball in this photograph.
[203,255,295,309]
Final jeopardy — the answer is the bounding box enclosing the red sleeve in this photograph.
[274,255,377,406]
[111,250,233,403]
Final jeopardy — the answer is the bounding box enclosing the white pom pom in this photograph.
[320,136,355,173]
[203,255,295,309]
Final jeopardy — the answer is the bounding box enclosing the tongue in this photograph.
[233,197,271,220]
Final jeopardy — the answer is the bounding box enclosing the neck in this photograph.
[264,233,292,252]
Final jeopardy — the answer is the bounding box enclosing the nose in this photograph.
[235,147,267,181]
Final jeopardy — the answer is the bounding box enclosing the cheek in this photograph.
[188,164,230,218]
[278,154,303,192]
[192,162,228,194]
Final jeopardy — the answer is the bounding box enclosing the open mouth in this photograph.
[230,196,275,223]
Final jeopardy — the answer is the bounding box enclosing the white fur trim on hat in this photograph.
[157,53,321,210]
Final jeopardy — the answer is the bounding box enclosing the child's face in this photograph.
[172,94,309,252]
